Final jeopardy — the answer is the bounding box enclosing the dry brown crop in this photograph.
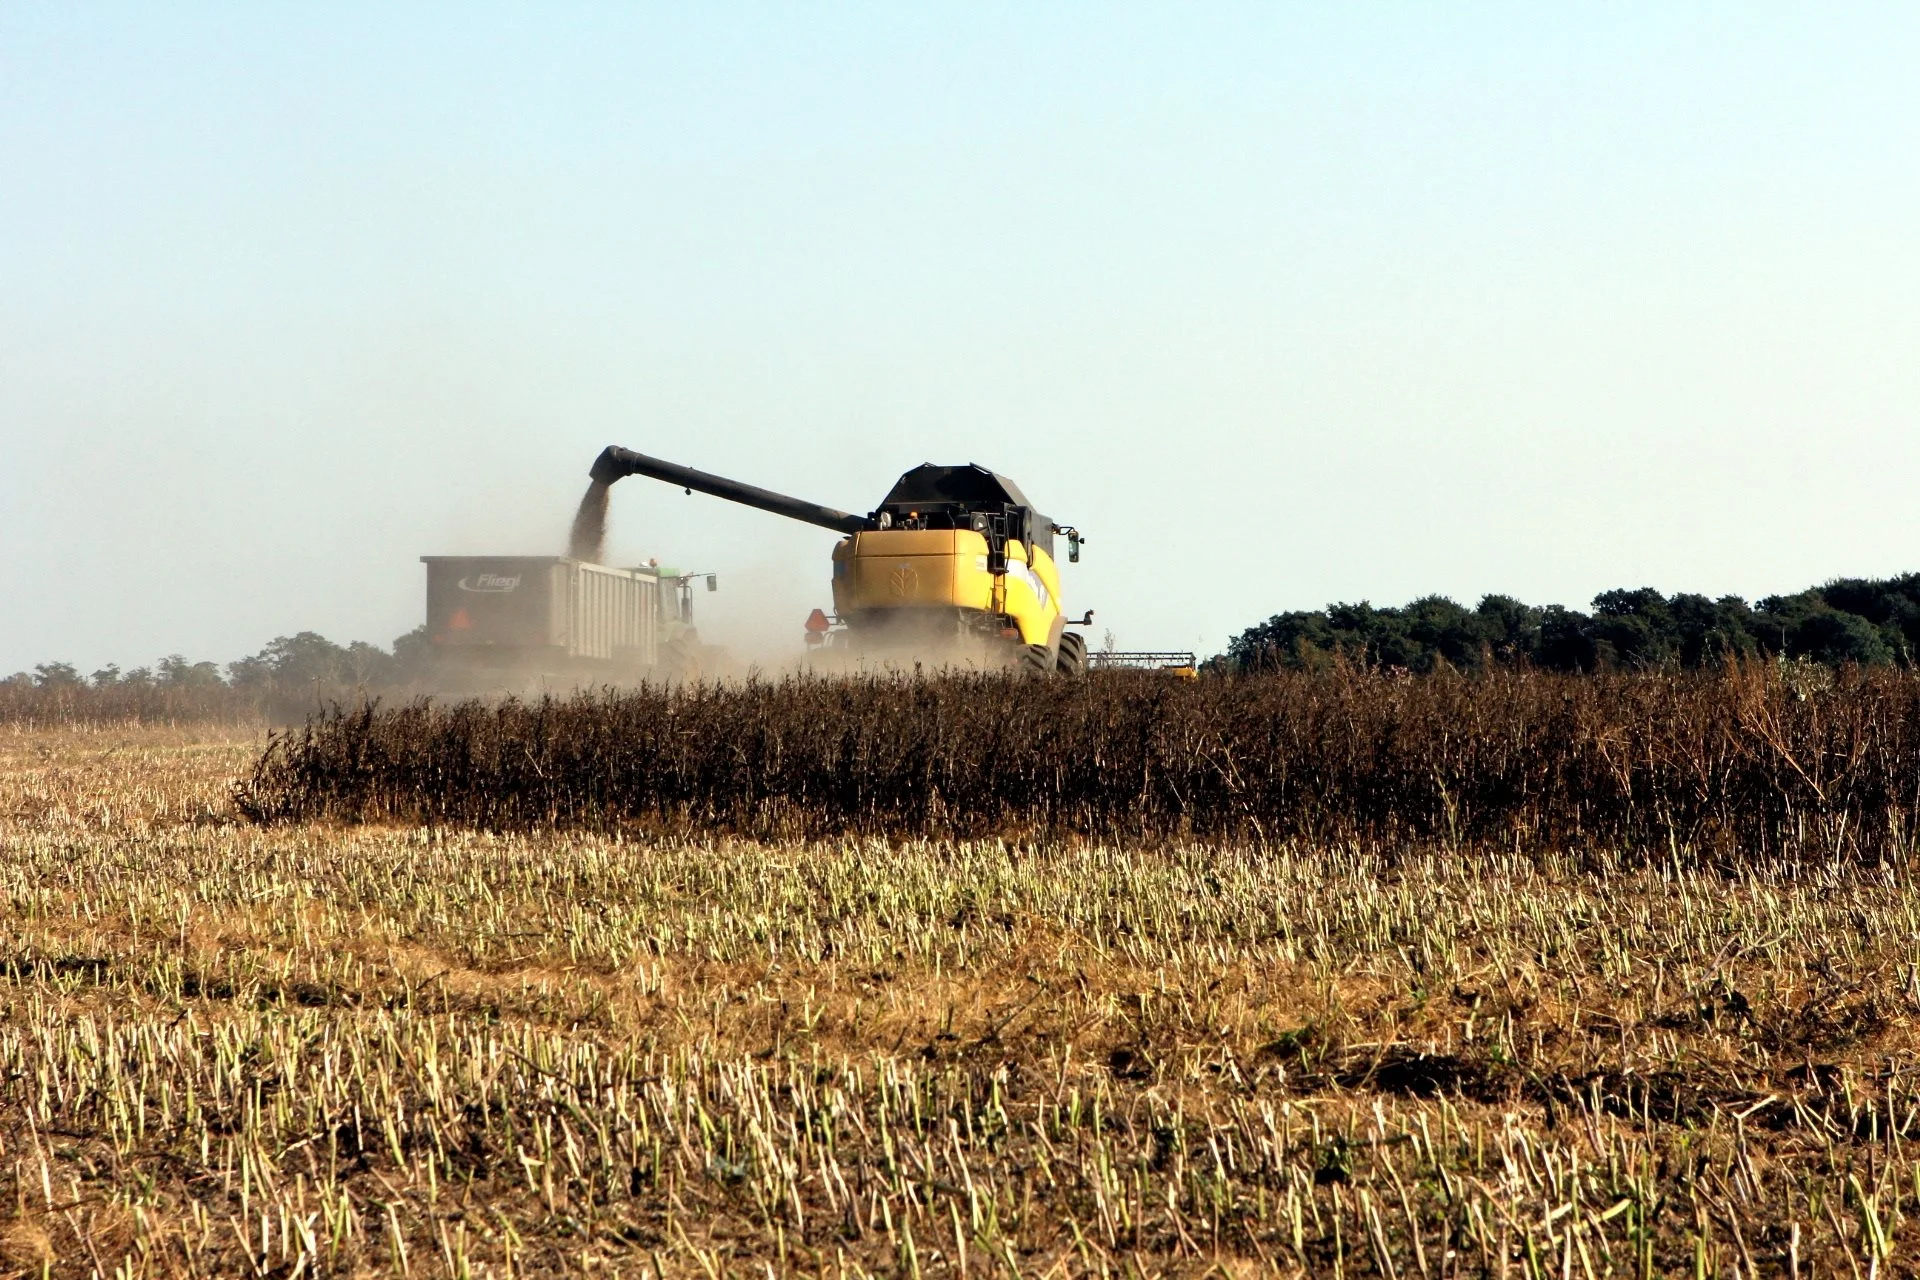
[243,663,1920,861]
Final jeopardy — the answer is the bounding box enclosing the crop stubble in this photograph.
[4,671,1920,1275]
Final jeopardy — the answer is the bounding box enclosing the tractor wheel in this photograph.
[1019,644,1056,677]
[1055,632,1088,678]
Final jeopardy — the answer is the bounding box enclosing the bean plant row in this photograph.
[246,663,1920,860]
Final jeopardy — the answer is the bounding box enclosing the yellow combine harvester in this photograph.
[589,446,1091,674]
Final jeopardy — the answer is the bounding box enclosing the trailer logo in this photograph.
[458,573,521,592]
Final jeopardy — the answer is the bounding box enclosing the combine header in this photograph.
[1088,650,1199,679]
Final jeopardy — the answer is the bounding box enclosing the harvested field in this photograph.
[3,707,1920,1276]
[245,664,1920,860]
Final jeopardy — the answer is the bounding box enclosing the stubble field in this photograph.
[5,686,1920,1277]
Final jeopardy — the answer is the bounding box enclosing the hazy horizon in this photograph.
[7,6,1919,674]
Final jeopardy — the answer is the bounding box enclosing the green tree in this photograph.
[229,633,354,688]
[1227,610,1343,671]
[1401,596,1486,671]
[1817,575,1920,664]
[32,662,83,688]
[1787,611,1892,666]
[1534,606,1597,671]
[1590,588,1677,669]
[1666,594,1759,667]
[390,625,434,682]
[158,655,225,687]
[1474,595,1541,663]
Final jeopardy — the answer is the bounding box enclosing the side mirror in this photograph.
[1067,531,1083,563]
[705,574,718,593]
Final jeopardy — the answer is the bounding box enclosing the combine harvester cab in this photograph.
[828,464,1069,666]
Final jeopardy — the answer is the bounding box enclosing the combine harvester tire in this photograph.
[1056,633,1088,677]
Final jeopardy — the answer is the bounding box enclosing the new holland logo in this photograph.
[888,564,919,597]
[457,573,521,592]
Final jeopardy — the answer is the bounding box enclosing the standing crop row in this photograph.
[238,663,1920,859]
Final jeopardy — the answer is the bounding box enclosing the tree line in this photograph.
[16,570,1920,706]
[1223,574,1920,673]
[6,628,430,698]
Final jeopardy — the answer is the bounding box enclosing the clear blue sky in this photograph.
[5,5,1918,672]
